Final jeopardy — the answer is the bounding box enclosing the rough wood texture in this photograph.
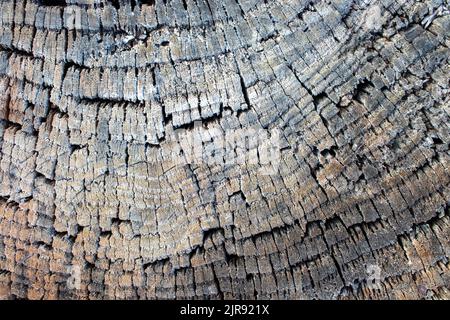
[0,0,449,300]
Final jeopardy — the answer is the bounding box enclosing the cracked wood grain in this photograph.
[0,0,449,300]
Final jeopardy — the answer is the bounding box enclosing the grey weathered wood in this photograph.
[0,0,449,300]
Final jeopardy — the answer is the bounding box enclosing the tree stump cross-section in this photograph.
[0,0,449,299]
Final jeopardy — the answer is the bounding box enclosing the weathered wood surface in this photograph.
[0,0,449,300]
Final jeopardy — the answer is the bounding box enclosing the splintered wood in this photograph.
[0,0,449,299]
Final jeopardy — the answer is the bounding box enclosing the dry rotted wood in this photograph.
[0,0,449,299]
